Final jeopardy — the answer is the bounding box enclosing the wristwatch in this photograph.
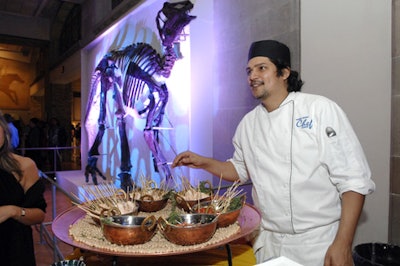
[21,208,26,217]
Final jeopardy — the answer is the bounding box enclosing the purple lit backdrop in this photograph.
[82,0,193,188]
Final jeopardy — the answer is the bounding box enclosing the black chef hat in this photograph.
[248,40,291,67]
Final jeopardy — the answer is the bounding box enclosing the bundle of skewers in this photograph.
[191,179,246,228]
[176,176,212,200]
[131,175,171,212]
[72,182,138,221]
[173,176,213,212]
[131,175,170,201]
[207,180,245,213]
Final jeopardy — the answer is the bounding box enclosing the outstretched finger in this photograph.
[172,152,188,167]
[172,156,184,167]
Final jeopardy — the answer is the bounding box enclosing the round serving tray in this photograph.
[52,204,261,257]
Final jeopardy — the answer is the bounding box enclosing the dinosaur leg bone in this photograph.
[115,87,133,191]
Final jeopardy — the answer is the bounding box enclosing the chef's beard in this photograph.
[251,84,269,100]
[255,92,269,101]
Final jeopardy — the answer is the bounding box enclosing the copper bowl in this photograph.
[101,215,157,245]
[132,188,169,213]
[136,195,169,213]
[192,195,246,228]
[174,194,212,212]
[84,201,139,224]
[158,213,218,245]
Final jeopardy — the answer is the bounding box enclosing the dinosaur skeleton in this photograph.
[84,1,196,191]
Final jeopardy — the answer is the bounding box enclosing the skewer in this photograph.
[72,182,137,216]
[72,202,101,219]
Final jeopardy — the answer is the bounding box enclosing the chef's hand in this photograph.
[324,242,353,266]
[172,151,206,169]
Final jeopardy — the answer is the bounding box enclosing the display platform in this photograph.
[56,170,98,202]
[52,204,260,257]
[54,171,260,264]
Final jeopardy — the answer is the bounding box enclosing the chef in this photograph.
[172,40,375,265]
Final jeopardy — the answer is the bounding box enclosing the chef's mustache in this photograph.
[250,80,264,87]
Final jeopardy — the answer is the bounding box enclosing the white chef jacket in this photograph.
[229,92,375,262]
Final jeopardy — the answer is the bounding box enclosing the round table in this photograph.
[52,204,260,262]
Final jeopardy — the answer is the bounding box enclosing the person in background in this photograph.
[3,113,19,151]
[47,117,67,171]
[75,123,81,147]
[172,40,376,265]
[0,111,47,266]
[25,117,43,170]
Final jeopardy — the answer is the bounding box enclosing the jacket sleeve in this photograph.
[317,100,375,196]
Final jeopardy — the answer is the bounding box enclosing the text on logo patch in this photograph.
[296,116,313,129]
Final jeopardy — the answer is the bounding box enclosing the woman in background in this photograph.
[0,111,47,266]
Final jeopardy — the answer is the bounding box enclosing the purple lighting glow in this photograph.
[83,1,193,188]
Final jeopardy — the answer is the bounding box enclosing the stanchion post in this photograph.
[225,244,233,266]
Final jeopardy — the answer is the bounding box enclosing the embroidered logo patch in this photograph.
[296,116,313,129]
